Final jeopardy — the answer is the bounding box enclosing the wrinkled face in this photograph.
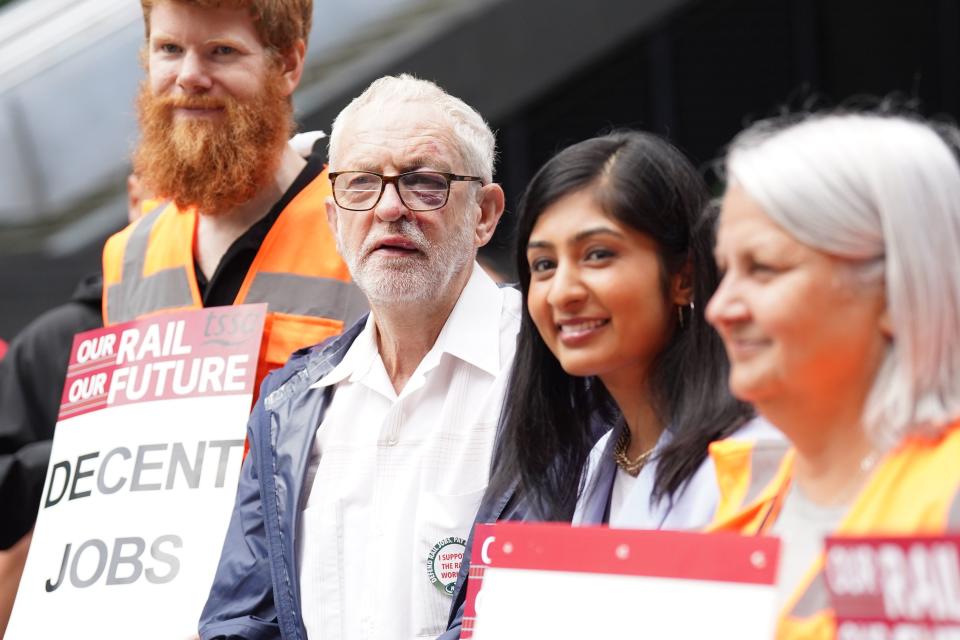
[706,184,888,411]
[326,102,481,305]
[525,189,682,388]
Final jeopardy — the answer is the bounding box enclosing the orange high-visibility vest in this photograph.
[102,167,367,392]
[708,420,960,639]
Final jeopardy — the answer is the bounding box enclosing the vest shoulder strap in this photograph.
[102,203,199,325]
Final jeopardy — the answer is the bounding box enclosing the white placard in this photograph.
[6,305,266,640]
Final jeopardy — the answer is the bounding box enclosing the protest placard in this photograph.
[468,522,780,639]
[6,305,266,639]
[825,534,960,640]
[460,523,494,639]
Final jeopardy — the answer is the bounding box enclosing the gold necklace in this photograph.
[612,425,656,477]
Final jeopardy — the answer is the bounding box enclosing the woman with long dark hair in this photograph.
[441,130,772,638]
[486,130,763,527]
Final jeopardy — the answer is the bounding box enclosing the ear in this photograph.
[127,174,144,224]
[670,258,695,306]
[277,39,306,96]
[325,195,339,236]
[473,184,506,248]
[879,306,894,339]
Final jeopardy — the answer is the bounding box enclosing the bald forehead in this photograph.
[331,101,467,173]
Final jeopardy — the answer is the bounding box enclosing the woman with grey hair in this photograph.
[705,112,960,638]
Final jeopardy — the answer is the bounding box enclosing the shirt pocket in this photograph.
[297,499,346,640]
[410,487,486,638]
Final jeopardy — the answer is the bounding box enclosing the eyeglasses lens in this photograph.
[334,173,382,209]
[333,172,451,211]
[398,172,449,210]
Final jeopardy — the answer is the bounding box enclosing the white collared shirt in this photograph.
[575,416,782,529]
[297,264,520,640]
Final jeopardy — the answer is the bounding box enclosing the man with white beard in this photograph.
[200,74,520,640]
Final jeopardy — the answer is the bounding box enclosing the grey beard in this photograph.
[337,217,475,307]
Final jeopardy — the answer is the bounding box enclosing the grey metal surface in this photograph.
[0,0,442,232]
[0,0,693,339]
[300,0,690,131]
[0,0,691,237]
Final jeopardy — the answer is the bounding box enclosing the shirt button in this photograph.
[387,437,398,446]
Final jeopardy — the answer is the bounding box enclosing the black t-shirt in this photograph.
[0,149,327,547]
[195,150,326,306]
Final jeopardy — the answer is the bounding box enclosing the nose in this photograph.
[176,50,212,93]
[705,273,749,329]
[545,262,587,310]
[373,182,409,223]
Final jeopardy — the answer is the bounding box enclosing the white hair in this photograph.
[727,113,960,448]
[328,74,497,183]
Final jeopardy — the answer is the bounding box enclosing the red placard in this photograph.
[480,521,779,583]
[460,523,495,639]
[465,522,780,640]
[58,306,265,420]
[825,534,960,639]
[6,305,267,640]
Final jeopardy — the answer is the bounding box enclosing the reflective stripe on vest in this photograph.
[106,204,194,324]
[788,569,830,618]
[104,168,366,331]
[244,272,368,322]
[745,441,790,507]
[949,486,960,530]
[107,211,367,325]
[710,438,791,531]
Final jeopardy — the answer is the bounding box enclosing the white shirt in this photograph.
[575,416,782,530]
[609,467,641,524]
[297,264,521,640]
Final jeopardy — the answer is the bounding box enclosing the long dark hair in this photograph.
[488,131,752,521]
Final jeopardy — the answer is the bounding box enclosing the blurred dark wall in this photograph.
[485,0,960,277]
[2,0,958,338]
[0,231,115,342]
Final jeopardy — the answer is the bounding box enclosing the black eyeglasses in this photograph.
[329,170,484,212]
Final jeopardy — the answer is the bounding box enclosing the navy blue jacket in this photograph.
[439,480,525,640]
[440,412,611,639]
[199,319,365,640]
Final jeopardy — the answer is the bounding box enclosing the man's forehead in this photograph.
[147,0,259,35]
[335,103,464,171]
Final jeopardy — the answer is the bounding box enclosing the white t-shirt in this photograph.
[609,467,642,525]
[770,484,848,611]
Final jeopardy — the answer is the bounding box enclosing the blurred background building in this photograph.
[0,0,957,339]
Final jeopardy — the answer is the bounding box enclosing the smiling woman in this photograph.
[706,113,960,639]
[526,189,675,386]
[442,130,778,639]
[478,131,766,528]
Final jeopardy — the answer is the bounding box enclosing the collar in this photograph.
[309,262,504,390]
[263,315,367,411]
[309,313,380,389]
[416,262,504,378]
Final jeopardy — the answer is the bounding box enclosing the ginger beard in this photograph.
[133,68,292,216]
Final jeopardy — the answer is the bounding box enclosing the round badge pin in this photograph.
[427,537,466,596]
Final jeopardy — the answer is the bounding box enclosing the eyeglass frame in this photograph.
[328,170,485,212]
